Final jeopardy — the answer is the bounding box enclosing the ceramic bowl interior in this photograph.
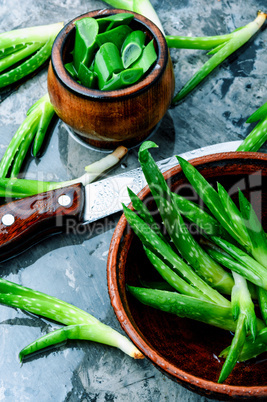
[107,152,267,400]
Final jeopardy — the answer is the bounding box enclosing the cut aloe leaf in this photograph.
[73,17,98,71]
[121,30,145,68]
[96,25,132,49]
[131,39,157,73]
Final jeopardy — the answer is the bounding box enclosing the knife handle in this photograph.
[0,183,84,261]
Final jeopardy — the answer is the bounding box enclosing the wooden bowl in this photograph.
[107,152,267,400]
[47,9,175,149]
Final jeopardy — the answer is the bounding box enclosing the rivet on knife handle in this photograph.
[0,183,84,262]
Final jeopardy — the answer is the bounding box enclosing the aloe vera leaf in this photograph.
[96,13,134,33]
[64,62,78,79]
[218,313,247,383]
[217,183,252,248]
[0,36,55,88]
[176,156,252,250]
[237,102,267,152]
[205,246,259,297]
[247,102,267,124]
[0,293,95,326]
[32,95,55,157]
[104,0,164,33]
[0,23,63,50]
[130,39,157,73]
[19,321,143,361]
[257,287,267,325]
[0,93,54,178]
[96,25,132,49]
[0,278,143,360]
[77,63,98,89]
[0,44,27,59]
[172,12,267,103]
[9,126,38,177]
[139,279,174,291]
[210,236,267,289]
[238,190,267,268]
[121,30,145,68]
[10,95,55,172]
[128,286,236,331]
[231,272,257,339]
[220,327,267,362]
[94,42,123,86]
[73,17,98,71]
[172,193,225,236]
[159,195,234,295]
[0,42,41,74]
[99,67,143,91]
[123,203,230,306]
[138,142,233,296]
[127,187,167,242]
[166,35,230,50]
[0,105,42,177]
[144,247,207,299]
[238,118,267,152]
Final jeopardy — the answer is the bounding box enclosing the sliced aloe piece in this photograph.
[73,17,98,71]
[131,39,157,73]
[121,30,145,68]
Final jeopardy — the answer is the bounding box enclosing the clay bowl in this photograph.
[47,9,175,149]
[107,151,267,400]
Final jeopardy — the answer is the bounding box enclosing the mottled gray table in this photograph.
[0,1,266,401]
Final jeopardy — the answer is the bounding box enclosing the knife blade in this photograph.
[0,140,241,260]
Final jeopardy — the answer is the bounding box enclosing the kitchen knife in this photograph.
[0,141,241,260]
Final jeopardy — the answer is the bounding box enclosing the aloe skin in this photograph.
[124,141,267,383]
[137,142,234,296]
[0,277,143,361]
[0,23,63,88]
[172,12,267,103]
[237,102,267,152]
[0,94,55,179]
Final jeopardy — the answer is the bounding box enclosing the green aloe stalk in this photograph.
[0,278,143,360]
[172,193,225,236]
[144,247,207,299]
[218,272,256,383]
[220,327,267,362]
[172,12,266,103]
[0,93,55,178]
[177,156,267,267]
[122,203,230,306]
[238,190,267,268]
[128,286,237,332]
[137,141,233,295]
[176,156,250,249]
[127,187,167,242]
[0,22,63,88]
[165,33,232,50]
[237,102,267,152]
[257,287,267,325]
[210,236,267,289]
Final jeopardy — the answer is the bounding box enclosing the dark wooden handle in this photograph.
[0,183,85,261]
